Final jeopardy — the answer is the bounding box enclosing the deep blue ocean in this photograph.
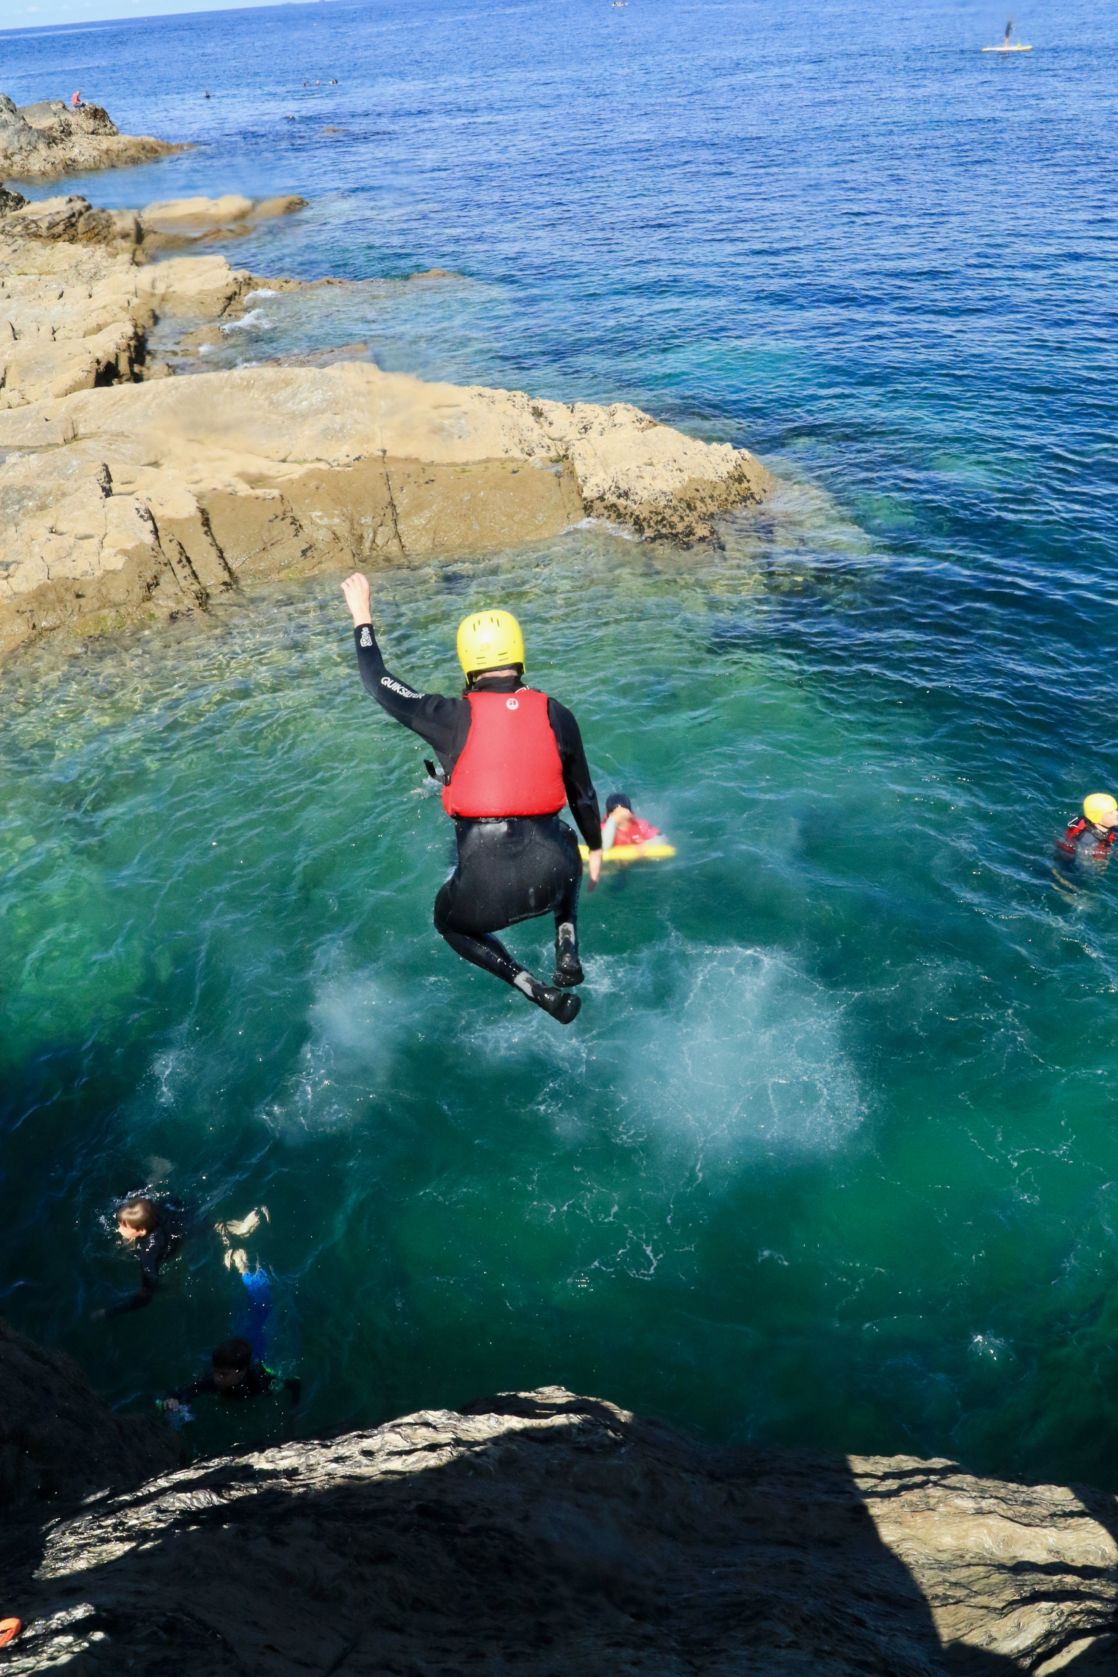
[3,0,1118,1484]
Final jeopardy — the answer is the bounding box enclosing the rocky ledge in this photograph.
[0,191,769,658]
[3,1326,1118,1675]
[0,94,180,181]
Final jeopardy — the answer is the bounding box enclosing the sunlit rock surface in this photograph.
[0,220,769,657]
[0,95,180,180]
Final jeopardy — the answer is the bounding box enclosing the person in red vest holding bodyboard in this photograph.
[342,573,602,1024]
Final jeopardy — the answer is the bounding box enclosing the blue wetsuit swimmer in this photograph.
[161,1263,299,1414]
[342,574,603,1024]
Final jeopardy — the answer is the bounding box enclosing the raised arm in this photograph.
[342,572,467,769]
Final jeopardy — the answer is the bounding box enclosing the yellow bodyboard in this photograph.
[579,841,677,864]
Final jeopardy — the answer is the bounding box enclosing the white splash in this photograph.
[622,945,866,1162]
[221,308,272,334]
[259,969,403,1136]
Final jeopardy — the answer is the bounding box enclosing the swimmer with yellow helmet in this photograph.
[341,573,603,1024]
[1055,792,1118,874]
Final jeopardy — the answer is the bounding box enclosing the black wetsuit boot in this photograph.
[436,924,581,1024]
[553,919,584,988]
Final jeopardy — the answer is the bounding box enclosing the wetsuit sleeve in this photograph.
[104,1226,168,1315]
[104,1279,155,1315]
[547,699,603,850]
[170,1373,216,1402]
[353,623,469,773]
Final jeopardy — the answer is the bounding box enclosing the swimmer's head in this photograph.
[211,1336,253,1393]
[605,792,634,824]
[1083,793,1118,829]
[117,1197,158,1242]
[456,609,525,682]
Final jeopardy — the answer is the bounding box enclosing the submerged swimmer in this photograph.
[341,572,603,1023]
[159,1335,300,1416]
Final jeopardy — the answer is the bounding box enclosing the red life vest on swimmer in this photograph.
[442,689,566,819]
[614,817,661,847]
[1057,817,1118,861]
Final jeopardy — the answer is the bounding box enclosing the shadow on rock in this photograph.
[8,1385,1117,1673]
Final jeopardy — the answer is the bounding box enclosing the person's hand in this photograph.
[341,572,372,627]
[587,849,603,892]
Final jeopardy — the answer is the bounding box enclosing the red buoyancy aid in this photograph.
[1057,817,1118,861]
[614,817,661,847]
[442,689,566,819]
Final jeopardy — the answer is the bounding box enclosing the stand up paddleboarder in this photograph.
[342,572,603,1024]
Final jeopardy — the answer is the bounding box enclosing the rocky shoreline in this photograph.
[0,94,181,181]
[4,1315,1118,1674]
[0,115,770,662]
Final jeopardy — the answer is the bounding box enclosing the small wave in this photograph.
[565,516,640,541]
[221,308,272,335]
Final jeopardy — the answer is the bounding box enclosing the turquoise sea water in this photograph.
[3,0,1118,1482]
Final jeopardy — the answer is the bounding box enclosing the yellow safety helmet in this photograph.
[456,608,525,679]
[1083,792,1118,826]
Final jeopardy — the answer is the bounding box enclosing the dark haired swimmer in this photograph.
[94,1195,186,1318]
[160,1336,300,1415]
[341,572,602,1023]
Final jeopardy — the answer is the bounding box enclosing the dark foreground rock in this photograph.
[3,1353,1118,1674]
[0,1318,179,1513]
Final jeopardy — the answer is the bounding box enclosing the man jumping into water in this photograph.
[341,573,602,1024]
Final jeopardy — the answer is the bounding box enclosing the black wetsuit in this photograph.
[170,1364,301,1406]
[106,1199,187,1316]
[353,622,602,1000]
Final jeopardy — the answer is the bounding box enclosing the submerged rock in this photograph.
[4,1375,1118,1674]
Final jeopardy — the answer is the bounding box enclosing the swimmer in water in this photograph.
[94,1194,187,1318]
[159,1205,296,1417]
[1056,793,1117,869]
[159,1337,300,1415]
[342,572,603,1023]
[1052,792,1117,899]
[602,792,663,851]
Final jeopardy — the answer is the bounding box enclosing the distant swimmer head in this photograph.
[457,608,525,682]
[1083,793,1118,828]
